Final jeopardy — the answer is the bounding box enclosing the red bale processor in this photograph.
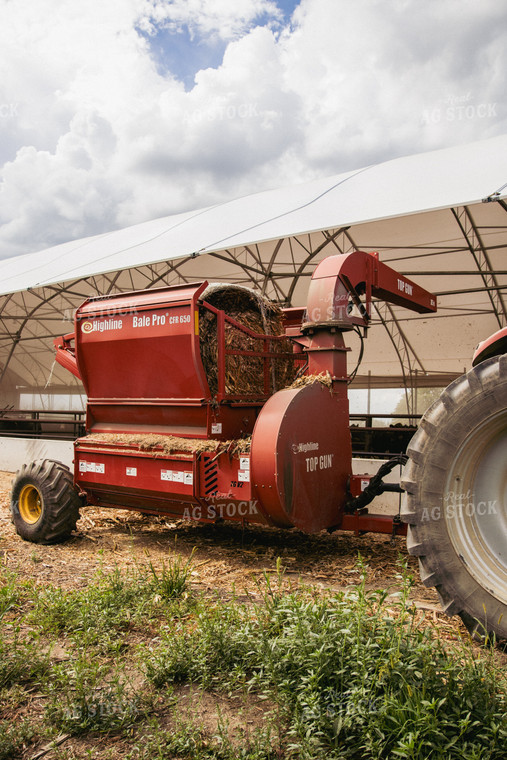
[10,250,507,641]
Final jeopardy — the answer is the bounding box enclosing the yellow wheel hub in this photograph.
[19,484,43,524]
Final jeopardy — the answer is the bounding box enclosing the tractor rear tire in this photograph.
[10,460,82,544]
[401,354,507,642]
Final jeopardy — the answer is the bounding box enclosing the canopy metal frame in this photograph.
[0,164,506,407]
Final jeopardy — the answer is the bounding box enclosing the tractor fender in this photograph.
[472,326,507,366]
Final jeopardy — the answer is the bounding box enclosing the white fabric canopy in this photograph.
[0,134,506,402]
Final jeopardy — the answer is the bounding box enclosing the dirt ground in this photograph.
[0,470,451,620]
[1,469,494,759]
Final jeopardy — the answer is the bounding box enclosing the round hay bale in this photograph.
[199,283,295,396]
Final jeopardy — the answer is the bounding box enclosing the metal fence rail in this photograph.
[0,409,422,456]
[0,409,85,440]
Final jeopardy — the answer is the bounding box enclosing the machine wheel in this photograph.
[401,354,507,641]
[10,460,82,544]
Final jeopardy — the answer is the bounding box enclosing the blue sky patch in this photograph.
[276,0,301,20]
[140,25,227,90]
[139,1,301,91]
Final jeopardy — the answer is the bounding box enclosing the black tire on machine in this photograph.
[10,459,82,544]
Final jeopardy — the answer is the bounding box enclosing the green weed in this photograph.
[125,716,282,759]
[144,596,249,688]
[28,566,166,652]
[148,548,195,600]
[0,719,36,760]
[143,562,507,760]
[0,626,49,689]
[0,567,26,620]
[44,650,142,735]
[29,558,195,652]
[1,559,505,759]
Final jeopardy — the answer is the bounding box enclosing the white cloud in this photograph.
[0,0,505,259]
[280,0,507,172]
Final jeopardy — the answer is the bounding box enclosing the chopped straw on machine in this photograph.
[82,432,252,456]
[199,283,295,396]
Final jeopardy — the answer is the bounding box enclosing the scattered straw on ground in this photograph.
[0,468,439,606]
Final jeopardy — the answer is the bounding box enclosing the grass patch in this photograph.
[27,557,194,652]
[0,558,505,759]
[0,719,35,760]
[31,567,150,632]
[44,651,143,735]
[0,566,29,620]
[148,549,195,601]
[125,717,282,759]
[143,562,507,759]
[145,598,248,688]
[0,626,49,689]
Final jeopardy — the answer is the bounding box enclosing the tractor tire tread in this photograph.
[401,354,507,641]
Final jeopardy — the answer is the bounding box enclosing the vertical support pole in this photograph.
[414,369,419,418]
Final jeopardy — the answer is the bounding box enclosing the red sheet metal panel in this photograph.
[74,438,267,525]
[305,251,437,330]
[76,282,210,404]
[250,383,352,533]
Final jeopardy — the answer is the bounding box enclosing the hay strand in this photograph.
[288,372,333,390]
[199,283,295,396]
[83,432,252,456]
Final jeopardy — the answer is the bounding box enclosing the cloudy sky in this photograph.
[0,0,505,260]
